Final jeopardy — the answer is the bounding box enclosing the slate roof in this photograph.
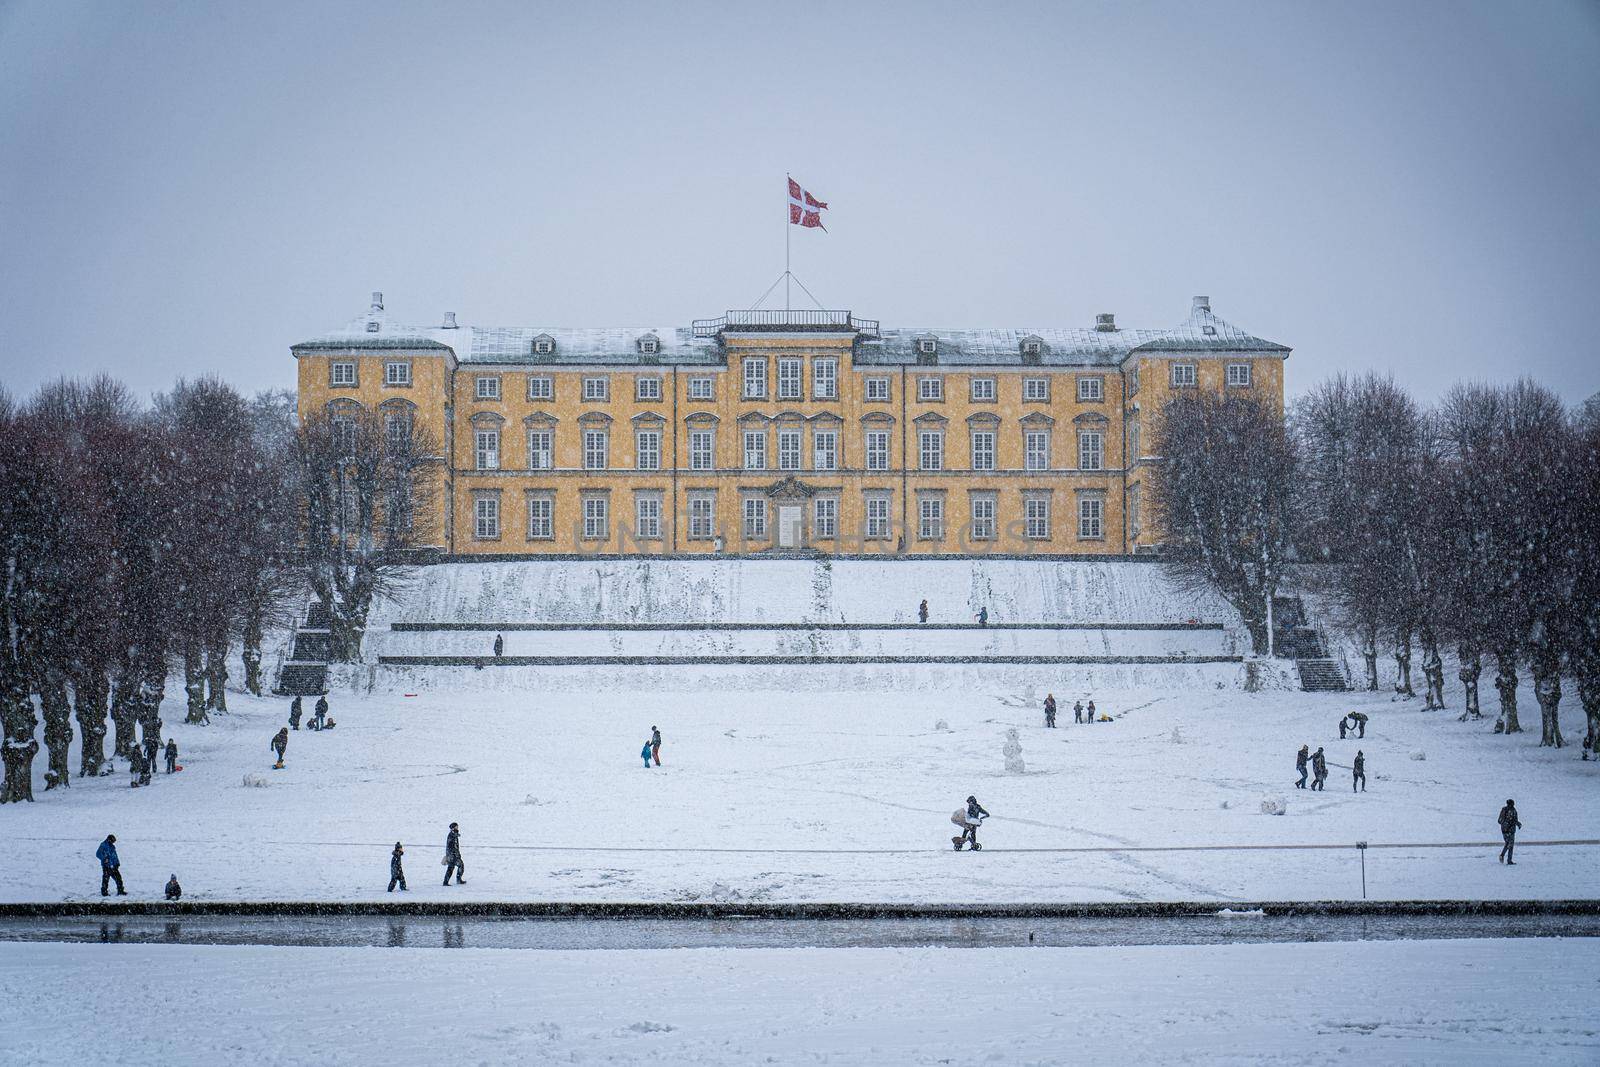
[292,296,1288,367]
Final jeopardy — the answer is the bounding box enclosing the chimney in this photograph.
[443,311,457,329]
[1192,295,1210,315]
[1095,313,1116,332]
[370,291,384,312]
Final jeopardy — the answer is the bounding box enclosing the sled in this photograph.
[172,765,184,773]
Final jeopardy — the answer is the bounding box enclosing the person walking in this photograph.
[388,843,407,891]
[142,734,159,783]
[1043,694,1057,728]
[164,739,177,775]
[314,696,329,730]
[919,599,929,624]
[1086,700,1098,723]
[1352,750,1366,792]
[270,727,288,770]
[289,696,303,731]
[97,835,127,897]
[164,874,182,901]
[493,634,504,659]
[953,795,991,850]
[443,823,465,885]
[128,748,144,788]
[651,725,662,767]
[1498,799,1522,865]
[1310,747,1328,791]
[641,739,654,769]
[1295,745,1310,789]
[1339,716,1349,740]
[1073,700,1084,725]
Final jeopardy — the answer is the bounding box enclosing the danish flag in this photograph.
[788,177,828,230]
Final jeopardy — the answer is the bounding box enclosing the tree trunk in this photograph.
[242,609,264,697]
[1457,645,1482,721]
[72,668,109,777]
[1531,650,1564,748]
[205,633,229,713]
[38,668,73,789]
[1419,625,1445,710]
[1579,671,1600,760]
[1393,627,1414,697]
[109,660,139,758]
[183,640,207,724]
[134,650,166,755]
[1495,646,1521,734]
[1360,625,1379,691]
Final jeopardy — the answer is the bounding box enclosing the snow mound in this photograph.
[1216,908,1267,917]
[241,773,270,788]
[1260,795,1287,815]
[1169,726,1185,745]
[933,719,951,733]
[1409,750,1427,761]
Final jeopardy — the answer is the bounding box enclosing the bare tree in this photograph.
[1149,393,1296,655]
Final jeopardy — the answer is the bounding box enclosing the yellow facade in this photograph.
[293,295,1288,557]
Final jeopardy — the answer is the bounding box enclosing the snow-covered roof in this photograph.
[291,295,1288,367]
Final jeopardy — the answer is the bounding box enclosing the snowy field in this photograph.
[4,679,1595,904]
[2,938,1596,1065]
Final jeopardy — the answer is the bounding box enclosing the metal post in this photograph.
[1356,840,1367,899]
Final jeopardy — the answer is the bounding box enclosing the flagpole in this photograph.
[784,173,791,313]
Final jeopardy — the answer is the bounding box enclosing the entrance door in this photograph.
[778,505,803,548]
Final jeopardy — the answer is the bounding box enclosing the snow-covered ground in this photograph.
[4,679,1594,903]
[2,938,1595,1065]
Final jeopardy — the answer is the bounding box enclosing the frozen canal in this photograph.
[4,911,1598,950]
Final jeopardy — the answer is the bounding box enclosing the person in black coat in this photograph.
[1349,712,1368,738]
[289,697,303,731]
[314,696,329,730]
[1339,716,1349,739]
[1043,694,1057,728]
[1310,747,1328,791]
[164,739,177,774]
[1295,745,1309,789]
[1073,700,1084,725]
[1498,799,1522,864]
[270,728,288,769]
[1352,751,1366,792]
[918,599,929,624]
[443,823,465,885]
[165,874,182,901]
[388,843,407,891]
[1086,700,1098,723]
[493,634,504,658]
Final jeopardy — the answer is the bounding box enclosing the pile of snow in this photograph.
[1260,794,1287,815]
[1410,750,1427,761]
[241,773,270,789]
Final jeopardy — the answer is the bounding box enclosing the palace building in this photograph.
[292,293,1288,556]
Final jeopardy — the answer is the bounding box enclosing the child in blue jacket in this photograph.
[641,740,653,768]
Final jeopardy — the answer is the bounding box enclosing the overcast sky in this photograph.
[2,1,1597,405]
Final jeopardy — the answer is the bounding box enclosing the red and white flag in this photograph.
[789,177,828,230]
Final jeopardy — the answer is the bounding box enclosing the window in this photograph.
[1025,497,1051,540]
[583,377,609,401]
[331,361,357,386]
[527,430,552,470]
[1079,496,1104,539]
[970,495,996,541]
[688,493,716,539]
[778,429,802,470]
[1129,484,1142,539]
[918,496,944,540]
[332,416,355,455]
[970,378,996,402]
[475,375,500,400]
[743,430,767,471]
[971,431,995,471]
[526,495,553,540]
[636,429,660,471]
[1025,430,1051,471]
[527,376,553,400]
[636,377,662,401]
[1024,377,1049,402]
[865,377,890,402]
[743,357,767,399]
[919,430,943,471]
[1078,431,1104,471]
[474,496,500,540]
[1171,364,1197,387]
[639,336,660,355]
[582,495,608,540]
[1077,377,1104,401]
[1130,365,1141,394]
[917,377,944,402]
[814,497,837,539]
[635,495,661,539]
[583,429,608,470]
[688,377,714,400]
[813,358,837,399]
[865,495,891,539]
[778,358,802,400]
[1202,325,1217,336]
[1227,363,1253,387]
[743,497,767,539]
[1129,420,1141,462]
[1022,339,1042,357]
[533,337,555,356]
[386,362,411,387]
[865,431,889,471]
[384,413,411,452]
[917,338,937,356]
[813,430,837,471]
[690,430,714,471]
[475,429,500,471]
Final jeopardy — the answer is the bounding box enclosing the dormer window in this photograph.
[366,321,380,333]
[533,334,556,356]
[916,337,938,356]
[638,335,660,356]
[1202,325,1217,336]
[1020,336,1044,363]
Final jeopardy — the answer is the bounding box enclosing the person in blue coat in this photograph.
[97,835,126,897]
[641,740,653,768]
